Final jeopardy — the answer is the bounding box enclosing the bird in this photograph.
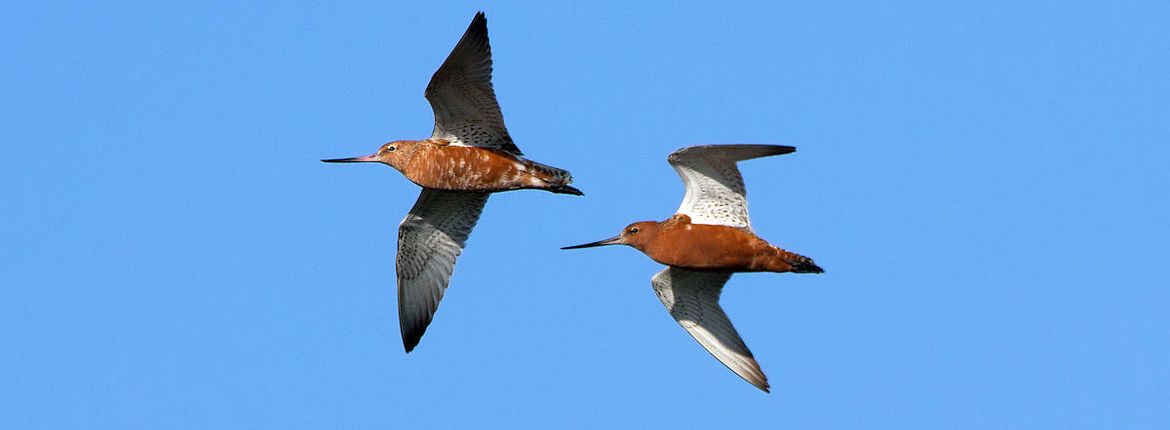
[323,12,581,353]
[562,144,822,392]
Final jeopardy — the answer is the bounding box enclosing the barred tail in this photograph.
[789,253,823,273]
[768,249,824,274]
[526,160,582,195]
[529,161,573,185]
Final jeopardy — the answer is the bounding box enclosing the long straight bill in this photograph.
[561,236,623,250]
[321,154,378,163]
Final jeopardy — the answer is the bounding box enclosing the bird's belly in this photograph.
[405,149,536,191]
[653,250,758,272]
[646,226,771,272]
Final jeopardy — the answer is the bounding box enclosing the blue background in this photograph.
[3,1,1168,428]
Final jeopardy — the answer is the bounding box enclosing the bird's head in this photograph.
[321,140,421,170]
[562,221,660,252]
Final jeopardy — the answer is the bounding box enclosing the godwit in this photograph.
[324,12,580,352]
[563,144,822,392]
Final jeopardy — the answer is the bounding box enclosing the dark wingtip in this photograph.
[402,335,420,353]
[401,325,426,353]
[757,144,796,157]
[471,11,487,30]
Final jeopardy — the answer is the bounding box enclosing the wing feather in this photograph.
[667,144,794,229]
[425,12,521,155]
[651,267,770,392]
[396,189,489,352]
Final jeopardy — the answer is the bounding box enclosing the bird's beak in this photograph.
[321,154,378,163]
[561,235,624,250]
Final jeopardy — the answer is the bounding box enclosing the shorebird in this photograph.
[562,144,822,392]
[323,12,580,352]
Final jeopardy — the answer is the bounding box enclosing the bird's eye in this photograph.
[629,227,639,234]
[387,146,396,152]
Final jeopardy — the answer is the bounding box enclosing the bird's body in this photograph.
[324,12,578,352]
[624,214,821,273]
[563,144,822,393]
[372,139,579,194]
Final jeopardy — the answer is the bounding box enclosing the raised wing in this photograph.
[667,144,795,229]
[425,12,521,155]
[396,189,490,352]
[651,267,770,392]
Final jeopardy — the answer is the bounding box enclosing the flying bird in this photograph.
[562,144,822,392]
[324,12,581,352]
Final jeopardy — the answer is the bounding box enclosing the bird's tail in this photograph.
[768,249,824,274]
[525,160,582,196]
[548,185,584,196]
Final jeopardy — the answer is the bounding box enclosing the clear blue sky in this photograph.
[3,1,1168,428]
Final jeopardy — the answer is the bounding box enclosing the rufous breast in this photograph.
[632,215,769,271]
[629,215,820,273]
[387,140,569,193]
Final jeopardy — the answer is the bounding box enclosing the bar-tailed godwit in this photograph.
[324,12,580,352]
[563,144,821,392]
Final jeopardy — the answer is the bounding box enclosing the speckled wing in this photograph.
[425,12,521,155]
[651,267,770,392]
[667,144,795,230]
[396,189,489,352]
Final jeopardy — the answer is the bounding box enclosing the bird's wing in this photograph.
[651,267,770,392]
[667,144,795,230]
[425,12,521,155]
[396,189,490,352]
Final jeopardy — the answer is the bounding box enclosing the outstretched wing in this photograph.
[396,189,490,352]
[425,12,521,155]
[651,267,770,392]
[667,144,795,230]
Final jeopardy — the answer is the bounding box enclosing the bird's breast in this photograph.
[403,146,532,191]
[643,224,775,272]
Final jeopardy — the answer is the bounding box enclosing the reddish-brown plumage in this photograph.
[370,139,577,194]
[321,12,585,355]
[612,215,822,274]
